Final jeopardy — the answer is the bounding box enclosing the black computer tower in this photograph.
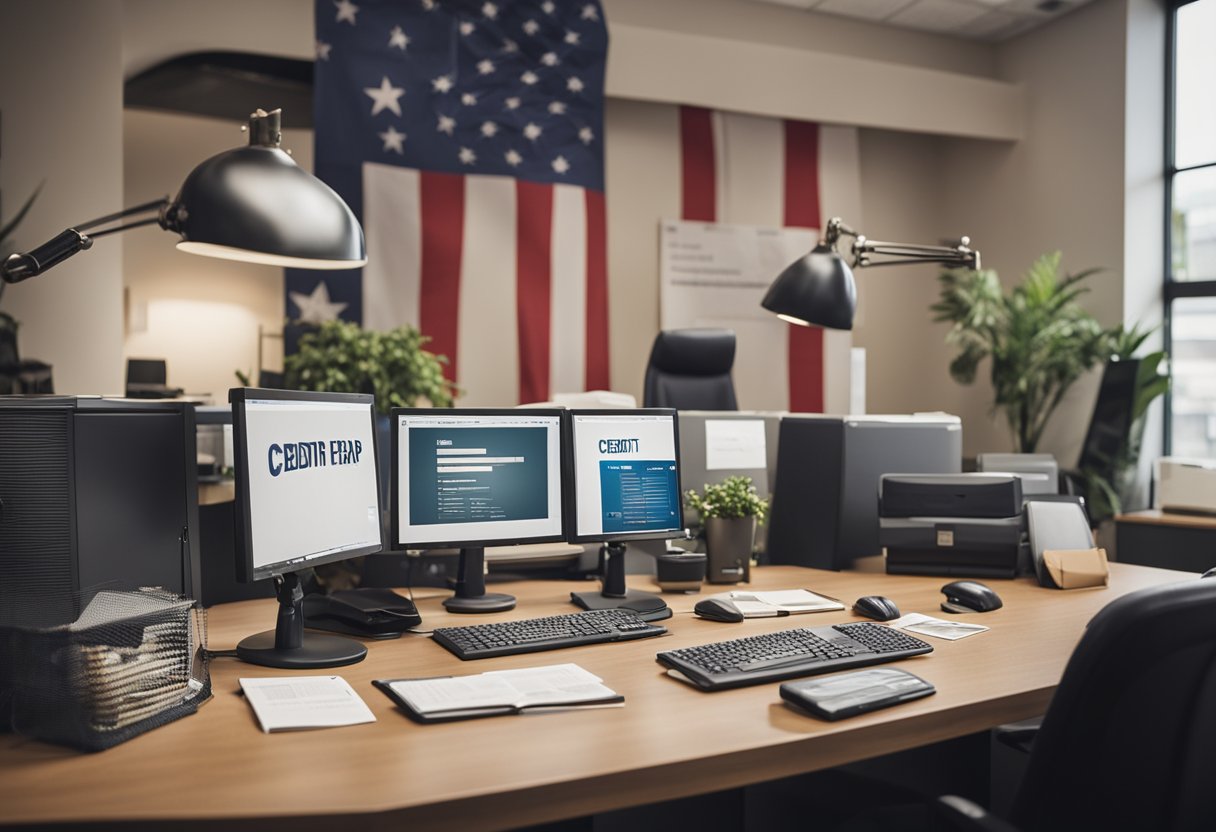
[766,415,963,570]
[0,397,201,624]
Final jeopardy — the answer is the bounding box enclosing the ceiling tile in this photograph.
[814,0,917,21]
[888,0,990,31]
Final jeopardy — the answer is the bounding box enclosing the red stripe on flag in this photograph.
[783,119,825,413]
[418,171,464,383]
[584,189,610,390]
[516,180,554,404]
[679,106,716,222]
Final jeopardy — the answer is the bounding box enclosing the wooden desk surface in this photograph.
[1115,509,1216,530]
[0,563,1191,830]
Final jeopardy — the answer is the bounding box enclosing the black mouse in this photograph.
[852,595,900,622]
[694,598,745,623]
[941,580,1003,614]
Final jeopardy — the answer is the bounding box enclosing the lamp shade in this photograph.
[166,138,366,270]
[760,244,857,331]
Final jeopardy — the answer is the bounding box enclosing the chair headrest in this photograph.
[648,329,736,376]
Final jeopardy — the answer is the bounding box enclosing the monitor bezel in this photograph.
[563,408,686,544]
[390,407,568,551]
[230,387,385,583]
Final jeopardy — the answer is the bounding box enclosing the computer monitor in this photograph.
[565,409,685,620]
[392,408,565,613]
[230,388,384,668]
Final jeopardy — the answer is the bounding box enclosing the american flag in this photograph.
[289,0,609,405]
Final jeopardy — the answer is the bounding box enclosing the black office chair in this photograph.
[125,358,183,399]
[915,577,1216,831]
[643,328,738,410]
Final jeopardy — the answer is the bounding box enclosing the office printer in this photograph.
[880,473,1027,578]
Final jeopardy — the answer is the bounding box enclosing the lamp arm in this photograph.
[1,196,170,284]
[852,237,979,270]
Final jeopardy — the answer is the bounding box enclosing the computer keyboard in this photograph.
[656,622,932,691]
[432,608,667,660]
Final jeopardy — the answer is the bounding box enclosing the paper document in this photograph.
[704,420,767,471]
[387,664,620,717]
[887,613,989,641]
[720,589,845,617]
[239,675,376,733]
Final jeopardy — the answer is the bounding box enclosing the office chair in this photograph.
[885,577,1216,832]
[643,328,738,410]
[0,325,53,394]
[125,358,183,399]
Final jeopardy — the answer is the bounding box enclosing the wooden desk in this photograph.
[0,563,1190,830]
[1115,510,1216,572]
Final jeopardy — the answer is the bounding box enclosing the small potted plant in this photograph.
[685,476,769,584]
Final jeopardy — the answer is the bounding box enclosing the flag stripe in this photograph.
[459,175,519,407]
[516,180,555,404]
[584,189,610,390]
[679,106,716,222]
[550,183,587,397]
[361,163,421,334]
[783,119,825,413]
[418,171,465,384]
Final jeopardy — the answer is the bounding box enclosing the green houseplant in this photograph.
[932,252,1117,454]
[685,476,769,584]
[283,319,458,413]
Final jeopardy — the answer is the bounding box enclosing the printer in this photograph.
[976,453,1059,496]
[880,473,1027,578]
[1155,457,1216,515]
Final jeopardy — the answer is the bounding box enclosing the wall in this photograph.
[122,109,312,401]
[0,0,126,395]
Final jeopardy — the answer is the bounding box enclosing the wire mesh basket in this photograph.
[0,587,211,751]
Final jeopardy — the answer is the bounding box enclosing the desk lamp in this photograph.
[1,108,366,285]
[761,217,979,330]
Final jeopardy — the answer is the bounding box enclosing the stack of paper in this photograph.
[239,676,376,733]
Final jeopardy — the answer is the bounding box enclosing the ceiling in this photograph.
[749,0,1097,42]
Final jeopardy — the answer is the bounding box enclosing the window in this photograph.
[1166,0,1216,455]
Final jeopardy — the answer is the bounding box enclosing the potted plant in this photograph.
[685,476,769,584]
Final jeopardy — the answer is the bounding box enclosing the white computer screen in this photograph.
[242,397,382,573]
[395,411,563,547]
[570,412,683,539]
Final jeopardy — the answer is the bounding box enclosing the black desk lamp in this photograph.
[1,108,366,285]
[761,217,979,330]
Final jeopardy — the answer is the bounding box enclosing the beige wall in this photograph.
[0,0,126,396]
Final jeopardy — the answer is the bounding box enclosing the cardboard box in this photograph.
[1043,548,1109,589]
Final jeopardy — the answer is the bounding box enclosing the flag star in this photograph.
[581,4,599,21]
[552,156,570,174]
[523,122,542,140]
[541,52,559,66]
[482,1,498,18]
[505,149,523,167]
[432,75,454,93]
[389,26,410,50]
[480,121,498,137]
[505,96,521,110]
[522,19,539,35]
[542,1,555,13]
[564,29,580,45]
[437,115,456,134]
[364,76,405,116]
[567,76,584,93]
[578,126,594,144]
[502,38,519,53]
[548,101,566,115]
[459,147,477,165]
[290,282,348,324]
[521,70,538,85]
[477,59,495,75]
[334,0,359,25]
[316,41,333,60]
[460,20,475,36]
[461,92,478,106]
[379,126,406,154]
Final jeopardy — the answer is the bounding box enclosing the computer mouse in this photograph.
[1202,566,1216,579]
[852,595,901,622]
[694,598,745,623]
[940,580,1003,614]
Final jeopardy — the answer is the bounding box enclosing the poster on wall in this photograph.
[659,219,854,413]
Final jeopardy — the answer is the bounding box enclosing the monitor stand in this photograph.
[236,572,368,668]
[571,542,671,622]
[444,547,516,613]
